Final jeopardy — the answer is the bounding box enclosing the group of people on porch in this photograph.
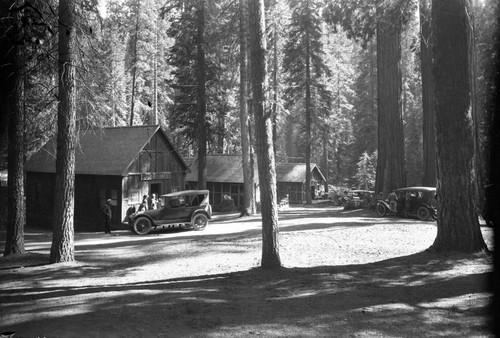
[139,194,159,211]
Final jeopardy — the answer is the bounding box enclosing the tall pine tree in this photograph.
[283,0,332,204]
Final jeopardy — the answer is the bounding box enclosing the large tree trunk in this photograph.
[430,0,486,252]
[468,4,484,217]
[486,0,500,327]
[2,0,25,256]
[304,8,312,205]
[248,0,281,269]
[239,0,255,216]
[129,1,140,126]
[50,0,77,263]
[153,7,158,125]
[375,12,406,194]
[271,15,279,157]
[420,0,436,187]
[196,0,207,190]
[322,129,329,193]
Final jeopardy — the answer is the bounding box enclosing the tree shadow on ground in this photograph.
[0,206,446,280]
[0,251,493,337]
[1,208,427,262]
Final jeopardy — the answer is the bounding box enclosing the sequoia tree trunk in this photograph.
[374,11,406,194]
[430,0,486,252]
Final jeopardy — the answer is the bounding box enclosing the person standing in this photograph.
[102,199,112,234]
[388,190,398,215]
[150,194,158,210]
[139,195,149,211]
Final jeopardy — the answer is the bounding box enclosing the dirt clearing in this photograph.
[0,206,495,337]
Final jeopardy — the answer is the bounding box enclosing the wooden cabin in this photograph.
[186,155,325,206]
[185,154,259,209]
[276,163,326,204]
[24,125,188,231]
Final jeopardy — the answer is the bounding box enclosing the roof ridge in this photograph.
[102,125,160,130]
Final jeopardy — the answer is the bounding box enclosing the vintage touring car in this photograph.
[129,190,212,235]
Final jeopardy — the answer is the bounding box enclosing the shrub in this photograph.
[219,195,236,212]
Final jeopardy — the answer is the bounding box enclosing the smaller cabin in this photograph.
[186,155,325,206]
[276,163,326,204]
[24,125,188,231]
[185,154,259,209]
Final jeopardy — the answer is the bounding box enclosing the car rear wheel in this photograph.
[192,213,208,231]
[417,206,430,221]
[376,203,387,216]
[132,217,153,235]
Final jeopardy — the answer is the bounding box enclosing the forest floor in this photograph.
[0,204,495,338]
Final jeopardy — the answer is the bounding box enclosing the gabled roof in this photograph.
[276,163,326,183]
[186,155,325,184]
[185,154,259,183]
[25,125,187,176]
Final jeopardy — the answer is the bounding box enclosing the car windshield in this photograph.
[161,193,208,208]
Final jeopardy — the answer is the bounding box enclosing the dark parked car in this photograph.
[129,190,212,235]
[343,190,375,210]
[376,186,437,221]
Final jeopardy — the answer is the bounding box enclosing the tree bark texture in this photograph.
[2,0,25,256]
[468,4,484,212]
[486,0,500,328]
[304,5,312,204]
[430,0,486,252]
[420,0,437,187]
[375,14,406,194]
[50,0,77,263]
[129,1,140,126]
[322,130,329,192]
[271,18,278,157]
[196,0,207,190]
[239,0,255,216]
[248,0,281,269]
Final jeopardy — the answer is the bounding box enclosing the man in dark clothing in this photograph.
[102,199,112,233]
[139,195,149,211]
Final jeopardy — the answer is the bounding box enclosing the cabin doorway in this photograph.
[150,183,161,197]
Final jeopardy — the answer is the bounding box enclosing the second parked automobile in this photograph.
[343,190,375,210]
[376,187,437,221]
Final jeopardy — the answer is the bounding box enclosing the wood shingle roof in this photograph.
[186,155,325,184]
[186,154,259,183]
[25,125,186,176]
[276,163,326,183]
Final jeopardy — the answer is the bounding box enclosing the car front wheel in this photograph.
[376,203,387,216]
[417,206,430,221]
[191,213,208,231]
[132,217,153,235]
